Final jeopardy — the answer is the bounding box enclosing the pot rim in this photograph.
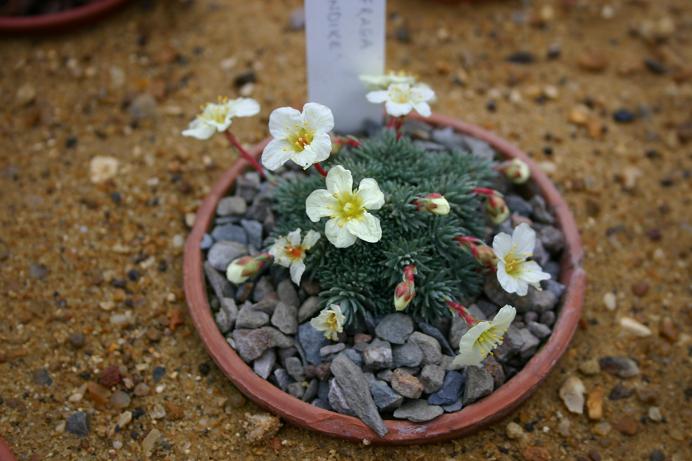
[183,113,585,445]
[0,436,16,461]
[0,0,129,34]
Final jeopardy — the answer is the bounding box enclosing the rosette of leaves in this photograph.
[271,130,496,327]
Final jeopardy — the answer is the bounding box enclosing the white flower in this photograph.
[493,223,551,296]
[261,103,334,171]
[359,71,416,90]
[366,82,435,117]
[310,304,346,341]
[182,97,260,140]
[451,305,516,368]
[305,165,384,248]
[269,229,321,285]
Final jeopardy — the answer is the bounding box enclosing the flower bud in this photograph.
[393,264,416,311]
[485,193,510,224]
[498,159,530,184]
[414,193,450,216]
[446,300,476,325]
[226,253,273,284]
[456,236,497,270]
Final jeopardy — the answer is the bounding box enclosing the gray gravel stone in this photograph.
[236,304,270,329]
[66,411,90,437]
[330,354,388,437]
[540,310,556,326]
[420,364,446,394]
[530,195,555,224]
[216,196,247,216]
[505,194,533,216]
[442,400,463,412]
[231,327,292,362]
[272,368,290,391]
[200,233,214,250]
[393,399,444,422]
[287,382,305,399]
[375,313,414,345]
[253,349,276,379]
[214,306,233,333]
[428,370,464,405]
[431,127,466,150]
[235,172,261,202]
[416,321,455,355]
[343,348,363,367]
[311,398,330,410]
[240,219,263,249]
[599,356,640,378]
[285,356,305,381]
[252,276,276,303]
[297,322,329,365]
[449,314,469,351]
[320,343,346,357]
[528,321,552,339]
[271,302,298,335]
[518,328,540,359]
[463,366,494,405]
[302,378,319,402]
[33,368,52,386]
[539,225,565,254]
[277,279,300,307]
[484,356,506,388]
[390,369,424,399]
[328,379,355,416]
[204,262,234,300]
[408,331,442,365]
[298,296,322,323]
[483,277,558,313]
[207,241,247,271]
[363,339,393,370]
[211,224,248,244]
[392,341,423,368]
[369,380,404,412]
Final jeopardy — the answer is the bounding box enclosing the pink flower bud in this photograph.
[226,253,273,284]
[413,193,450,216]
[393,264,416,311]
[498,158,530,184]
[455,236,497,269]
[473,188,509,224]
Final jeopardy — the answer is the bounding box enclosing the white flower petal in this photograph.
[366,90,389,103]
[412,102,431,117]
[346,212,382,243]
[303,132,332,164]
[268,106,302,139]
[182,119,216,140]
[512,223,536,257]
[287,229,302,247]
[289,261,306,285]
[229,98,260,117]
[518,260,551,283]
[302,230,321,249]
[303,102,334,134]
[261,139,293,170]
[305,189,337,222]
[325,165,353,195]
[385,101,413,117]
[491,305,516,333]
[492,232,513,258]
[325,219,357,248]
[497,263,521,294]
[412,84,435,102]
[357,178,385,210]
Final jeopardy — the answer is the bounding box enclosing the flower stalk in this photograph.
[446,300,476,326]
[313,162,328,177]
[224,130,266,178]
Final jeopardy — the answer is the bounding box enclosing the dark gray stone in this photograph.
[204,261,234,300]
[33,368,53,386]
[320,343,346,358]
[518,328,540,359]
[431,127,466,150]
[231,327,292,362]
[538,225,565,254]
[272,368,291,391]
[252,276,276,302]
[363,339,393,370]
[483,277,558,313]
[302,378,319,402]
[235,172,261,202]
[369,379,404,412]
[543,279,566,299]
[211,224,247,244]
[449,314,469,351]
[530,195,555,224]
[599,356,640,378]
[376,369,393,382]
[460,134,496,161]
[297,322,329,365]
[533,238,550,266]
[214,306,233,333]
[343,348,363,367]
[393,399,444,422]
[392,341,423,368]
[207,241,247,271]
[505,194,533,216]
[253,349,276,379]
[287,382,305,399]
[475,299,499,318]
[311,398,330,410]
[428,371,464,405]
[276,279,300,307]
[442,400,463,412]
[419,364,445,394]
[328,379,355,416]
[374,313,414,345]
[285,356,305,381]
[463,366,494,405]
[416,321,454,355]
[236,304,270,329]
[540,310,556,326]
[271,302,298,335]
[298,296,322,323]
[240,219,263,249]
[216,196,247,216]
[408,331,442,364]
[330,354,387,437]
[66,411,90,437]
[484,356,506,388]
[200,233,213,250]
[527,321,552,339]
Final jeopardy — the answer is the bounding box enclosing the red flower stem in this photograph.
[224,131,265,178]
[313,163,328,177]
[447,300,476,326]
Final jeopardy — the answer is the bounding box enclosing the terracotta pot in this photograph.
[183,113,585,444]
[0,437,16,461]
[0,0,129,34]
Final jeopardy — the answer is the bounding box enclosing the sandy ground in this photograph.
[0,0,690,460]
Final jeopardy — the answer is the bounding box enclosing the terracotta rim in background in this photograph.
[183,113,586,444]
[0,437,16,461]
[0,0,129,34]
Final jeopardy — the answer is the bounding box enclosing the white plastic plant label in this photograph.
[305,0,386,133]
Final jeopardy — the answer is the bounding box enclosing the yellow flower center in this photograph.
[503,249,524,276]
[476,326,504,357]
[334,191,365,225]
[325,312,339,332]
[285,245,304,261]
[390,86,411,104]
[203,104,229,124]
[288,127,314,152]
